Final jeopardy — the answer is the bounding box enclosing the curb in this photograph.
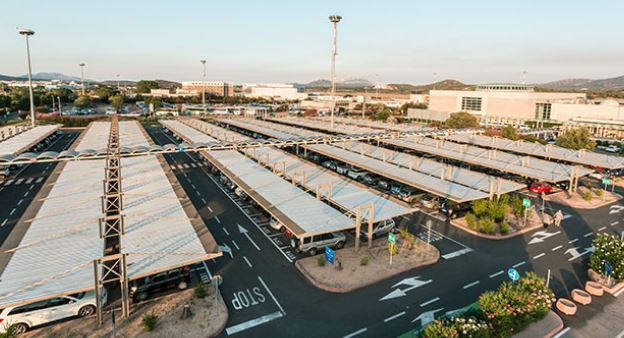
[544,312,565,338]
[544,192,622,210]
[295,249,440,294]
[208,293,229,338]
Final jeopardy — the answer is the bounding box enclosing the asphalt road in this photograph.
[0,130,79,247]
[146,123,624,337]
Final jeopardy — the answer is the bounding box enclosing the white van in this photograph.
[0,290,107,335]
[360,219,396,239]
[290,232,346,256]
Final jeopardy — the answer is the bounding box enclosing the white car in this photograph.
[269,217,284,232]
[0,290,106,335]
[605,145,621,153]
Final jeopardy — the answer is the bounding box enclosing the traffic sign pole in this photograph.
[388,233,396,266]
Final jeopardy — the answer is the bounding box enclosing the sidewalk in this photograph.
[558,292,624,338]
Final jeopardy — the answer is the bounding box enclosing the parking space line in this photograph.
[23,191,29,198]
[533,253,546,259]
[462,281,480,289]
[214,216,221,224]
[223,227,230,236]
[17,199,23,206]
[420,297,440,307]
[552,327,570,338]
[489,270,504,278]
[207,206,213,213]
[1,219,7,227]
[225,311,283,336]
[612,221,619,226]
[9,208,16,216]
[258,276,286,314]
[598,226,607,231]
[513,261,526,268]
[243,256,253,268]
[569,238,578,244]
[583,232,594,237]
[342,328,368,338]
[232,240,240,250]
[201,198,207,204]
[551,245,563,251]
[384,311,406,322]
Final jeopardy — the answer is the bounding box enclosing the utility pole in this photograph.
[79,63,86,95]
[58,96,62,116]
[52,96,55,113]
[432,72,437,90]
[116,74,120,91]
[18,28,36,127]
[201,60,207,115]
[329,15,342,129]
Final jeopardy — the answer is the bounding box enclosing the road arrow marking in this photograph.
[412,308,444,326]
[566,246,594,261]
[218,244,233,258]
[380,277,433,301]
[238,224,261,250]
[528,230,561,245]
[609,205,624,214]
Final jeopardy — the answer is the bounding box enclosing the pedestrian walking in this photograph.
[554,210,564,227]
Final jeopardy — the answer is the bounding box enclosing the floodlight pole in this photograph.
[79,63,86,95]
[18,28,36,127]
[201,60,207,115]
[329,15,342,129]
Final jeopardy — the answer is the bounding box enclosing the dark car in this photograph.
[440,202,471,219]
[129,267,191,302]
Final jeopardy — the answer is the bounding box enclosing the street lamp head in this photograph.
[200,60,206,64]
[79,63,85,67]
[17,28,35,36]
[329,15,342,23]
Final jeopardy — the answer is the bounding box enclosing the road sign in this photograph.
[507,268,520,282]
[522,198,531,208]
[325,246,334,265]
[603,178,611,185]
[388,232,396,244]
[605,261,613,276]
[177,146,184,153]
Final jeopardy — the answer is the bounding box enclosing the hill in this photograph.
[296,78,373,89]
[540,75,624,90]
[388,80,472,93]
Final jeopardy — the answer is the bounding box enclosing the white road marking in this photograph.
[23,191,29,197]
[1,219,7,227]
[342,328,368,338]
[201,198,207,204]
[513,261,526,268]
[183,163,190,169]
[489,270,505,278]
[463,281,480,289]
[191,184,196,189]
[231,240,240,250]
[214,216,221,224]
[207,206,213,212]
[598,226,607,231]
[25,178,33,184]
[225,311,283,335]
[4,179,14,185]
[533,253,546,259]
[583,232,594,238]
[383,311,406,323]
[614,287,624,297]
[243,256,253,268]
[569,238,578,244]
[239,224,261,251]
[17,199,23,206]
[258,276,286,314]
[612,221,620,226]
[552,327,570,338]
[29,185,34,191]
[420,297,440,307]
[35,177,44,184]
[195,190,201,196]
[615,328,624,338]
[441,248,473,259]
[223,227,230,236]
[15,178,24,185]
[551,245,563,251]
[9,208,16,216]
[190,163,197,168]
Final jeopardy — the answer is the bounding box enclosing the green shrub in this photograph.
[511,195,524,217]
[423,316,491,338]
[465,213,477,230]
[477,217,496,235]
[0,325,16,338]
[479,272,554,338]
[594,189,604,197]
[589,233,624,280]
[317,255,326,267]
[360,256,369,266]
[488,195,509,222]
[142,313,158,332]
[471,199,489,217]
[500,221,510,235]
[582,191,593,201]
[400,227,416,249]
[194,283,207,298]
[388,242,398,255]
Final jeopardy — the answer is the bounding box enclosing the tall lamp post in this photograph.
[329,15,342,129]
[200,60,207,114]
[18,28,36,128]
[116,74,121,91]
[79,63,86,95]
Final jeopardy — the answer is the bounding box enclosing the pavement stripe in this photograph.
[222,227,230,236]
[243,256,253,268]
[569,238,578,244]
[25,178,33,184]
[533,253,546,259]
[615,328,624,338]
[489,270,505,278]
[258,276,286,314]
[614,287,624,297]
[9,208,16,216]
[463,281,480,289]
[35,177,44,183]
[342,328,368,338]
[201,198,207,204]
[15,178,24,185]
[551,245,563,251]
[190,163,197,168]
[383,311,406,323]
[441,248,472,259]
[552,327,570,338]
[612,221,620,226]
[231,240,240,250]
[225,311,283,335]
[4,179,14,186]
[598,226,607,231]
[513,261,526,268]
[420,297,440,307]
[1,219,7,227]
[214,216,221,223]
[584,232,594,238]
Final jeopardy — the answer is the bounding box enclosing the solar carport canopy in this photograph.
[205,150,354,237]
[383,137,593,182]
[0,124,60,156]
[446,133,624,170]
[183,118,253,143]
[161,120,219,144]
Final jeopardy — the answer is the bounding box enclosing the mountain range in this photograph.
[295,78,373,88]
[538,75,624,90]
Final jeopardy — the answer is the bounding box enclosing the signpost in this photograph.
[605,261,613,286]
[425,220,433,244]
[602,178,611,200]
[388,233,396,265]
[522,198,531,227]
[508,268,520,282]
[325,246,334,265]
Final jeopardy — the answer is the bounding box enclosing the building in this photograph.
[181,81,233,97]
[149,88,171,97]
[246,83,307,101]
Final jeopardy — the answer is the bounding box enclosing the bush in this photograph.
[594,189,604,197]
[471,199,489,217]
[511,195,524,218]
[423,316,491,338]
[388,242,398,255]
[194,283,207,298]
[399,227,416,249]
[465,213,477,230]
[488,195,509,222]
[142,313,158,332]
[499,221,510,235]
[0,325,16,338]
[589,233,624,280]
[479,272,554,338]
[360,256,369,266]
[317,255,326,267]
[582,191,593,201]
[477,217,496,234]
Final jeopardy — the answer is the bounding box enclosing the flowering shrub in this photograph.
[590,233,624,280]
[422,316,490,338]
[479,272,554,338]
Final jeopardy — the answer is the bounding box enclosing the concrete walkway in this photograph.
[559,292,624,338]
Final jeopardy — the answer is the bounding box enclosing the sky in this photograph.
[1,0,623,84]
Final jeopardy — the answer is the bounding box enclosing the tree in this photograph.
[556,127,596,150]
[74,95,92,109]
[95,86,116,101]
[399,102,427,114]
[109,95,124,112]
[501,125,519,140]
[373,109,392,121]
[445,112,480,129]
[135,80,160,94]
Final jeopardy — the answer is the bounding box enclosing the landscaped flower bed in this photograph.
[463,195,535,236]
[589,233,624,282]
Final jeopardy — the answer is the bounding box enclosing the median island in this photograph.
[295,229,440,293]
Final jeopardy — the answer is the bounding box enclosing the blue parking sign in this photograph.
[508,268,520,282]
[605,261,613,276]
[325,246,334,265]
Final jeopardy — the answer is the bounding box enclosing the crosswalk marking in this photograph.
[15,178,24,185]
[4,179,14,186]
[35,177,44,183]
[190,163,197,168]
[183,163,190,169]
[25,178,33,184]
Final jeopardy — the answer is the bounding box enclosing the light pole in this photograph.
[79,63,86,95]
[18,28,36,127]
[58,96,62,116]
[200,60,207,114]
[329,15,342,129]
[116,74,120,91]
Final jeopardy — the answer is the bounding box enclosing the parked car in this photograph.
[440,202,471,219]
[360,218,397,239]
[420,195,440,209]
[529,182,553,194]
[377,179,390,191]
[307,153,321,163]
[0,290,107,335]
[269,217,284,232]
[129,267,191,302]
[0,165,10,180]
[347,167,367,181]
[362,174,380,186]
[606,145,621,153]
[336,164,350,175]
[290,232,346,256]
[322,160,337,171]
[588,172,604,180]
